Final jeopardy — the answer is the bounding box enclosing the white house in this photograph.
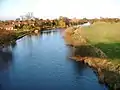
[4,25,14,31]
[81,22,91,27]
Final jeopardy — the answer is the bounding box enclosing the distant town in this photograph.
[1,12,120,45]
[1,12,120,31]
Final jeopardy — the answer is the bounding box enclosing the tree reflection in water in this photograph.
[0,46,14,89]
[0,46,13,71]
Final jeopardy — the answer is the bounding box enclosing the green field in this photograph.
[81,22,120,63]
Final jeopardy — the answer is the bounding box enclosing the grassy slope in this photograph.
[81,22,120,63]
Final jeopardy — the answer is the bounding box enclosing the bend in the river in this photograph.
[0,29,107,90]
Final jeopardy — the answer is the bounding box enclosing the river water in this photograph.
[0,29,107,90]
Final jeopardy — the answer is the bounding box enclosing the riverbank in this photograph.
[0,30,30,47]
[64,22,120,90]
[0,27,65,47]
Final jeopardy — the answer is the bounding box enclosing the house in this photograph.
[0,24,4,29]
[22,21,28,25]
[4,25,14,30]
[28,20,35,26]
[14,21,21,26]
[81,22,91,27]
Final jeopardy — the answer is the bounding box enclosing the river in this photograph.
[0,29,107,90]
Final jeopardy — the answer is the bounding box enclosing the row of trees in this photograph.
[1,15,120,45]
[14,15,71,31]
[82,18,120,24]
[2,12,120,32]
[13,17,120,31]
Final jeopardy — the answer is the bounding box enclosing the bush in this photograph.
[0,29,16,44]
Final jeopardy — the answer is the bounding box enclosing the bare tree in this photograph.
[20,12,34,20]
[25,12,34,20]
[20,15,24,20]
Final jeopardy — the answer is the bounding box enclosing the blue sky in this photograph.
[0,0,120,20]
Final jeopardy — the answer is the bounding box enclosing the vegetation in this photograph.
[13,15,71,31]
[81,22,120,63]
[65,22,120,90]
[0,29,16,45]
[0,29,29,45]
[1,16,120,45]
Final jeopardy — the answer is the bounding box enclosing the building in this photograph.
[4,25,14,30]
[0,24,4,29]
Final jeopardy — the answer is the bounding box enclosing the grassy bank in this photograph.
[64,23,120,89]
[14,30,30,39]
[81,22,120,63]
[0,30,29,46]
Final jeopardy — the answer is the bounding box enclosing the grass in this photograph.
[81,22,120,63]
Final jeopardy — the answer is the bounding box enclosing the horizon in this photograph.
[0,0,120,20]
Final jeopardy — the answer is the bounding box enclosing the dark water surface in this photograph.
[0,29,107,90]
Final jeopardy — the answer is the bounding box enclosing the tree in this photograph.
[64,17,70,27]
[34,19,39,27]
[25,12,34,20]
[54,19,59,26]
[20,12,34,20]
[58,16,67,27]
[59,20,66,28]
[16,18,20,21]
[20,15,25,20]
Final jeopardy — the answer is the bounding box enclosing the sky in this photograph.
[0,0,120,20]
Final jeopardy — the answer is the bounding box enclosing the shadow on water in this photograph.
[40,29,58,36]
[10,42,17,48]
[0,46,13,89]
[0,47,13,71]
[72,60,87,77]
[67,46,87,74]
[66,43,119,89]
[65,46,98,83]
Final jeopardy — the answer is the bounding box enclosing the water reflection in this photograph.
[0,47,13,71]
[10,42,16,48]
[0,29,107,90]
[73,61,86,74]
[40,30,58,36]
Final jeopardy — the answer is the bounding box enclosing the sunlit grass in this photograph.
[81,22,120,63]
